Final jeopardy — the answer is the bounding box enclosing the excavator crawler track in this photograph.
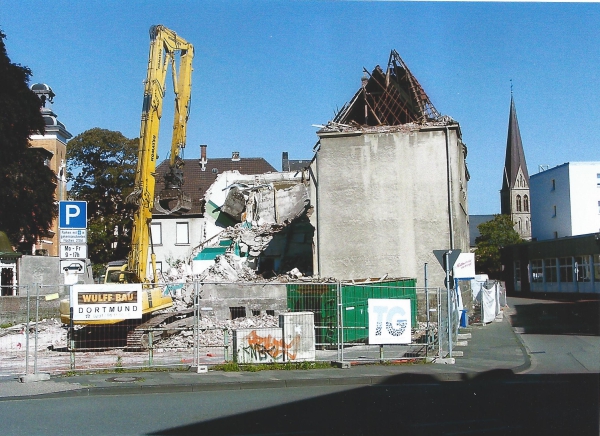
[126,308,194,351]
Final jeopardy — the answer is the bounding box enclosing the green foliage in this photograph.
[0,30,56,251]
[475,214,523,278]
[66,128,138,276]
[211,361,332,372]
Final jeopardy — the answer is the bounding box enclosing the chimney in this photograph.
[232,151,240,161]
[199,144,207,171]
[282,151,289,171]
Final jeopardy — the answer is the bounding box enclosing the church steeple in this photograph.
[501,93,531,239]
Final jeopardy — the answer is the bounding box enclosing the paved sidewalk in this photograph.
[0,310,529,400]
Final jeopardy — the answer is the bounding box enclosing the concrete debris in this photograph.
[197,253,258,282]
[155,314,280,348]
[318,120,455,135]
[0,319,67,351]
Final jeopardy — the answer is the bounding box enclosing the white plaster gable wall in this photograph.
[315,127,469,288]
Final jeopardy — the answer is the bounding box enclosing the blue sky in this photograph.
[2,1,599,214]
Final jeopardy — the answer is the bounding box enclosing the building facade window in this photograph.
[516,195,522,212]
[150,222,162,245]
[574,256,591,282]
[597,173,600,188]
[523,195,529,212]
[531,259,543,282]
[544,258,557,283]
[150,261,163,274]
[551,179,556,190]
[559,257,573,283]
[553,205,557,217]
[176,222,189,245]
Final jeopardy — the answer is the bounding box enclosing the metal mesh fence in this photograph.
[0,279,458,375]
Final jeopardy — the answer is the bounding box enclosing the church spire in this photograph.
[501,92,531,239]
[502,95,529,192]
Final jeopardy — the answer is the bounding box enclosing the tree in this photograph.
[66,128,138,276]
[475,214,523,279]
[0,29,57,252]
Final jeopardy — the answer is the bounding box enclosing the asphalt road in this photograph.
[1,373,598,436]
[506,297,600,373]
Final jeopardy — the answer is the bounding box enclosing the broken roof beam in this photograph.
[333,50,441,127]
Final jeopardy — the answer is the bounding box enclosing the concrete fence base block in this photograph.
[455,340,469,347]
[452,351,464,357]
[333,361,351,369]
[457,333,472,340]
[191,365,208,374]
[19,373,51,383]
[433,357,456,365]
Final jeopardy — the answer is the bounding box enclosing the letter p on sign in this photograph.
[59,201,87,229]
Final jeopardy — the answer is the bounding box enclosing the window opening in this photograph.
[544,258,557,283]
[559,257,573,283]
[230,306,246,319]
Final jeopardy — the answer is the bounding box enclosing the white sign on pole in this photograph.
[453,253,476,279]
[60,244,87,259]
[71,284,142,321]
[59,229,88,244]
[368,299,412,345]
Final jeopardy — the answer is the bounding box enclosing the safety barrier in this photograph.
[0,279,465,375]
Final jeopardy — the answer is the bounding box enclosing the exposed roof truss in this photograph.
[333,50,441,126]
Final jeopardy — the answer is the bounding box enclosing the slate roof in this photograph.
[469,214,495,247]
[153,157,277,216]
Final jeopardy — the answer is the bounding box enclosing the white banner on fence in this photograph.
[368,299,412,345]
[481,283,499,323]
[71,284,142,321]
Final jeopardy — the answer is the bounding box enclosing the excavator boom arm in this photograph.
[128,25,194,283]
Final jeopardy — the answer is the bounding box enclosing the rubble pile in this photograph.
[155,314,280,349]
[196,253,258,282]
[219,222,284,256]
[0,319,67,351]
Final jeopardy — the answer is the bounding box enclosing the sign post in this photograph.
[59,201,88,367]
[433,249,461,360]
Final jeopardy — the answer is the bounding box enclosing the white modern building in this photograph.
[530,162,600,241]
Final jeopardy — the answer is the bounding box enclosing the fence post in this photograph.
[25,285,30,375]
[34,283,40,374]
[438,287,442,358]
[193,280,199,368]
[339,281,344,363]
[224,328,229,362]
[445,252,453,359]
[148,331,154,367]
[69,284,75,370]
[425,263,430,358]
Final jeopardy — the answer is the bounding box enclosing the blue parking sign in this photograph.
[59,201,87,229]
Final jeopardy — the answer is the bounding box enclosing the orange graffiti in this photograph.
[244,330,301,361]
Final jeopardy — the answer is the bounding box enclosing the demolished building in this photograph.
[310,50,470,288]
[150,146,314,281]
[192,168,313,279]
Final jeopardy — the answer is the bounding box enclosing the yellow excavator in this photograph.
[60,25,194,345]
